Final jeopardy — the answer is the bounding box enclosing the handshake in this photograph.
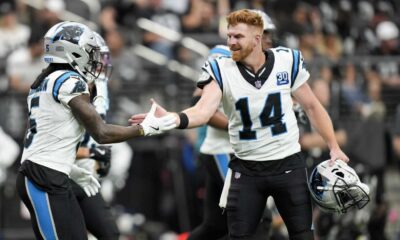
[130,99,178,136]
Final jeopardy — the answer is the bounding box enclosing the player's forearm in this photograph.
[181,106,213,128]
[90,124,143,144]
[70,95,144,143]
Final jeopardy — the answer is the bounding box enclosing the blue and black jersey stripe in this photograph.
[52,71,80,102]
[290,49,300,88]
[209,59,223,90]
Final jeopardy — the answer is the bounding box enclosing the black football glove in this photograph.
[89,145,112,177]
[89,145,111,163]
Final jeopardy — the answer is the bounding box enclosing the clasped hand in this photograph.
[130,99,177,136]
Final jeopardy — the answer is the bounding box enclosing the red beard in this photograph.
[231,45,253,62]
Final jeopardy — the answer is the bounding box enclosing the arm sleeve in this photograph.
[56,75,89,106]
[197,60,223,89]
[291,50,310,92]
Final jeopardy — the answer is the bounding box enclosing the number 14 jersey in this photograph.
[199,48,310,161]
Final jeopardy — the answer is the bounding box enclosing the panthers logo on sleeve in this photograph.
[52,71,89,105]
[197,61,215,89]
[71,79,87,94]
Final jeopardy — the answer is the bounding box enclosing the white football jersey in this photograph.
[199,47,310,161]
[21,70,89,175]
[199,104,233,155]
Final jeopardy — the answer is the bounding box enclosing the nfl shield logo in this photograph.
[234,172,241,179]
[255,80,262,89]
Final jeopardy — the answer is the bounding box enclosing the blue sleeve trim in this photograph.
[291,49,300,88]
[26,178,58,239]
[210,59,223,90]
[52,71,80,103]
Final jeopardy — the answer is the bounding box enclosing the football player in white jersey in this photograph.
[188,11,277,240]
[70,32,120,239]
[16,21,176,240]
[131,9,348,240]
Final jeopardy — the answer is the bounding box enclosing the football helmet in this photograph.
[308,160,370,213]
[251,10,276,32]
[43,21,102,83]
[208,45,231,61]
[93,32,113,80]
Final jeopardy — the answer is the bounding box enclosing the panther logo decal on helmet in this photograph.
[52,25,84,44]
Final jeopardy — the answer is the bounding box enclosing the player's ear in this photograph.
[254,32,261,47]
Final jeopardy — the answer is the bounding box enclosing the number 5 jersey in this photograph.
[21,70,89,175]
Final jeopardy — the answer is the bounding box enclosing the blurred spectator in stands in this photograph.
[366,20,400,117]
[99,0,148,31]
[321,22,343,63]
[0,0,30,60]
[296,25,333,83]
[139,0,181,59]
[341,63,370,117]
[29,0,63,37]
[370,21,400,87]
[5,30,47,141]
[342,60,386,119]
[298,79,347,169]
[0,0,29,86]
[104,28,148,124]
[42,0,64,26]
[181,0,218,34]
[392,105,400,158]
[105,28,144,91]
[7,32,45,93]
[0,0,30,129]
[362,78,386,121]
[279,1,322,45]
[0,126,20,186]
[65,0,97,22]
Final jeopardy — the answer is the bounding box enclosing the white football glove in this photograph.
[70,164,101,197]
[140,103,177,136]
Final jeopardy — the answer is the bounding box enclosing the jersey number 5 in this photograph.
[235,93,287,140]
[24,96,39,148]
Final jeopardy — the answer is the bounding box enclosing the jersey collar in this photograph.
[236,50,275,89]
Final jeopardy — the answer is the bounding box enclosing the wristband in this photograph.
[177,112,189,129]
[137,124,145,136]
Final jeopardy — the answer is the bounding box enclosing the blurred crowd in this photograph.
[1,0,400,239]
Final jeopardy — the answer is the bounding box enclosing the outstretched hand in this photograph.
[136,100,177,136]
[129,99,168,125]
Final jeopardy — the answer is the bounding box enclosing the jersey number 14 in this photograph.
[236,93,287,140]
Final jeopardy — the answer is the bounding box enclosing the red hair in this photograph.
[226,9,263,31]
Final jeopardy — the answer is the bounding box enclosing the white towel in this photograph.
[219,168,232,208]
